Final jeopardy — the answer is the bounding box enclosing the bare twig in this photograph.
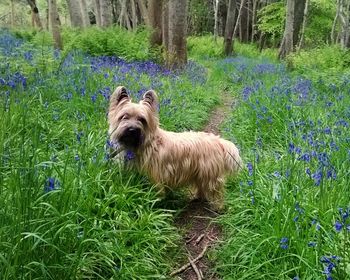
[185,234,196,244]
[189,257,202,280]
[170,244,208,276]
[195,233,205,245]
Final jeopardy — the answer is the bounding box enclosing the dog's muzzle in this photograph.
[119,127,143,149]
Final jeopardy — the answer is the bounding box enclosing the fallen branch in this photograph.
[170,244,208,276]
[195,233,205,245]
[185,234,196,244]
[189,257,202,280]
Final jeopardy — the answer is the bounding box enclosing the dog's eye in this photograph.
[138,117,147,125]
[119,114,129,121]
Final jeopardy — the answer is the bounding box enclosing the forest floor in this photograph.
[171,91,236,280]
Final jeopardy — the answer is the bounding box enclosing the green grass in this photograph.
[2,27,350,280]
[214,56,350,279]
[0,30,217,279]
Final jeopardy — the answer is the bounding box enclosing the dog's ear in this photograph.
[110,86,131,108]
[141,90,158,112]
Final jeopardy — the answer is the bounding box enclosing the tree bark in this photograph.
[278,0,295,59]
[167,0,188,68]
[99,0,113,27]
[251,0,258,42]
[66,0,84,27]
[11,0,15,27]
[49,0,63,50]
[339,0,350,48]
[130,0,138,29]
[213,0,220,41]
[80,0,91,27]
[94,0,101,26]
[297,0,309,50]
[223,0,236,56]
[331,0,340,44]
[27,0,43,30]
[149,0,163,47]
[233,0,245,38]
[162,0,169,52]
[293,0,306,47]
[138,0,151,25]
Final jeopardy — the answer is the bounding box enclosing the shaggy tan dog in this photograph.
[108,86,242,211]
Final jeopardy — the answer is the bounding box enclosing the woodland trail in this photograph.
[171,89,236,280]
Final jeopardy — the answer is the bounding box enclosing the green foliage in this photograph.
[304,1,335,47]
[0,31,217,279]
[257,1,285,47]
[188,35,224,59]
[257,0,336,48]
[188,0,214,35]
[216,55,350,280]
[62,26,161,61]
[188,35,277,61]
[13,26,161,61]
[288,45,350,81]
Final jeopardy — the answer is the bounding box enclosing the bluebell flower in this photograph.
[44,177,59,192]
[247,162,253,176]
[298,153,310,162]
[312,170,323,186]
[308,241,316,247]
[295,202,304,214]
[124,150,135,161]
[280,237,289,249]
[321,255,340,280]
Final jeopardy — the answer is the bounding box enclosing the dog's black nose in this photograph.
[119,127,143,148]
[127,127,140,134]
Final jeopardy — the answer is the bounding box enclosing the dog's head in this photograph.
[108,86,159,150]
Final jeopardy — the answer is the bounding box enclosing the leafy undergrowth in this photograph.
[2,27,350,280]
[0,30,216,279]
[216,56,350,279]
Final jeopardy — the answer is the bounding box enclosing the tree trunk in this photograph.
[339,0,350,48]
[213,0,220,41]
[66,0,84,27]
[49,0,63,50]
[233,0,245,38]
[245,0,251,42]
[99,0,113,27]
[124,1,132,30]
[80,0,90,27]
[331,0,340,44]
[251,0,258,42]
[130,0,138,29]
[167,0,188,68]
[27,0,43,30]
[297,0,309,50]
[149,0,163,47]
[11,0,15,27]
[278,0,295,59]
[46,7,49,30]
[224,0,236,56]
[162,0,169,53]
[94,0,102,26]
[293,0,306,47]
[138,0,150,25]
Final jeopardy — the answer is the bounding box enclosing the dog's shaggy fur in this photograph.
[108,86,242,211]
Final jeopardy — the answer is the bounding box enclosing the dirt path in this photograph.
[171,90,236,280]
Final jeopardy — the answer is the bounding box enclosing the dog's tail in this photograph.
[221,139,243,174]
